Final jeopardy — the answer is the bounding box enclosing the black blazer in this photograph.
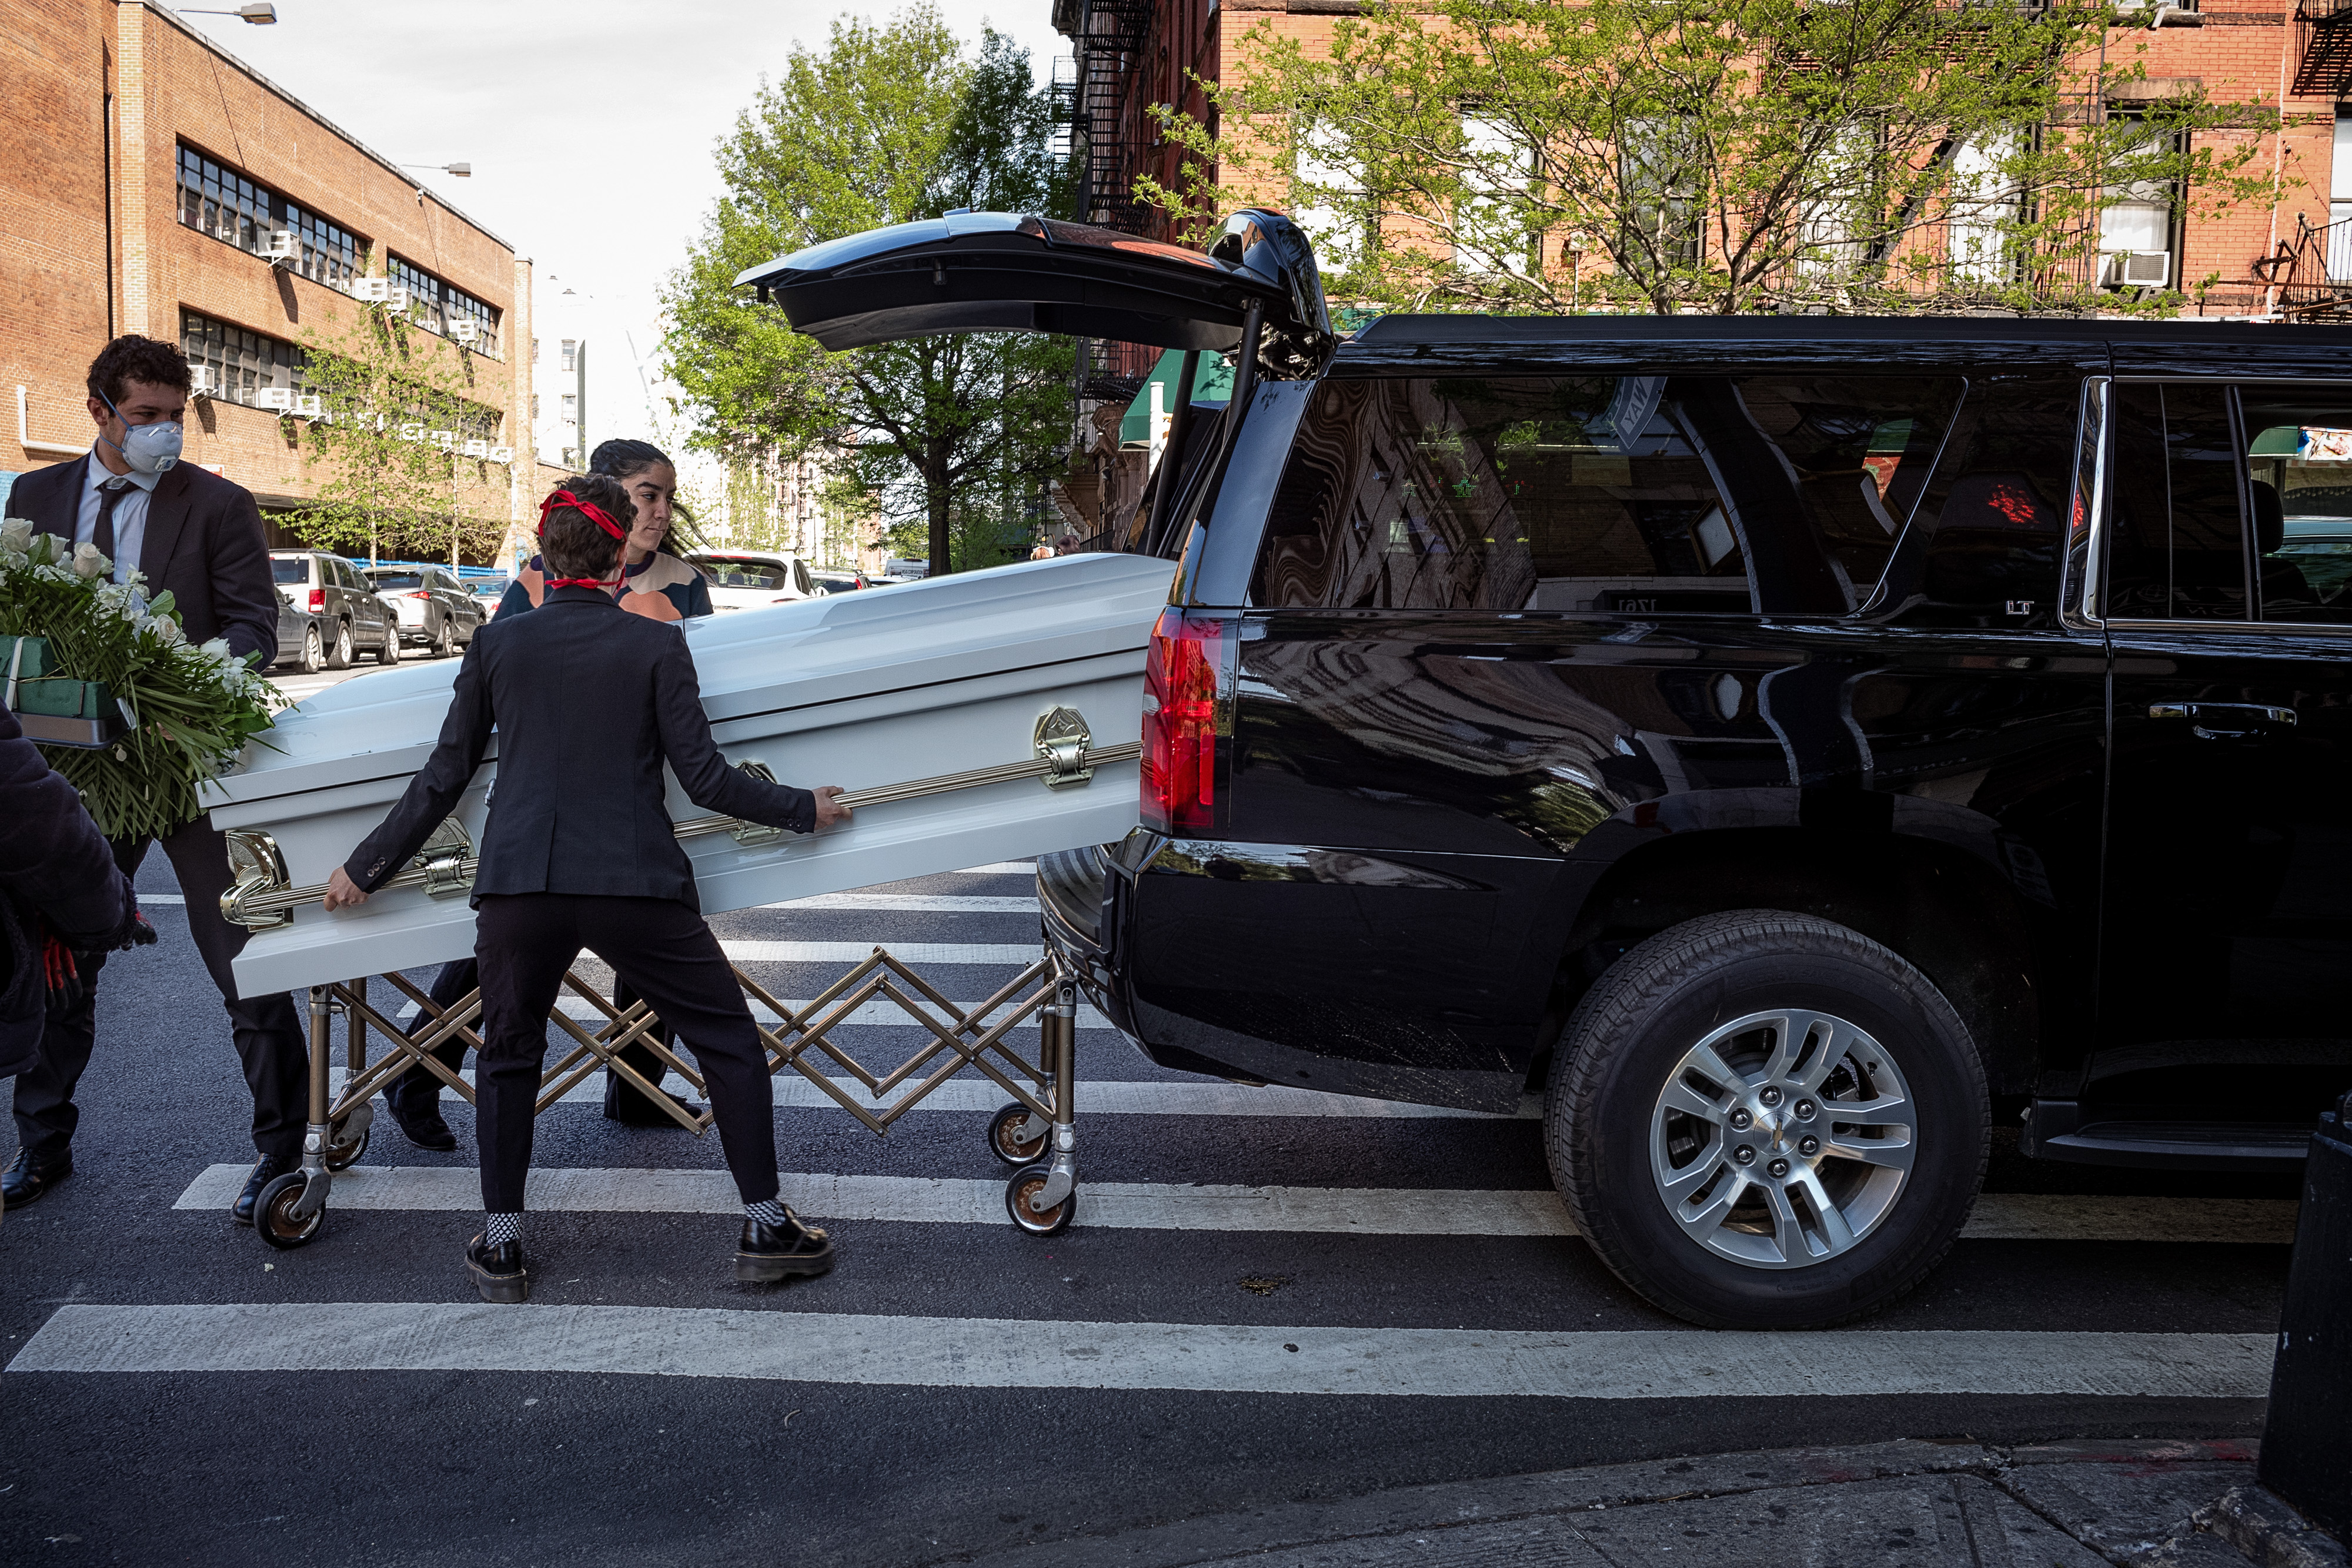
[344,586,816,908]
[8,455,280,665]
[0,706,135,1078]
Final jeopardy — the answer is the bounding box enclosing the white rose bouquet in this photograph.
[0,519,283,840]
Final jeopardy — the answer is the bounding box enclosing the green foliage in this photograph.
[663,6,1075,575]
[0,523,282,840]
[295,274,513,564]
[1141,0,2279,316]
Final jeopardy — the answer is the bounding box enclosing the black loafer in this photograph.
[603,1085,704,1128]
[736,1207,834,1282]
[388,1096,458,1152]
[466,1234,530,1303]
[1,1150,70,1209]
[232,1152,293,1226]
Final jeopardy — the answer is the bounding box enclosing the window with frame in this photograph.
[1251,374,1963,614]
[180,309,304,407]
[175,145,360,290]
[386,255,503,357]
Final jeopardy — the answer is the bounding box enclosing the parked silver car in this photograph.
[362,563,485,657]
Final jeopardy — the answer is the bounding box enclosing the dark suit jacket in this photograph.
[0,705,136,1077]
[344,586,817,909]
[8,455,280,665]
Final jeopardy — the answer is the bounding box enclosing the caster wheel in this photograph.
[987,1102,1048,1166]
[256,1172,323,1250]
[323,1116,369,1172]
[1005,1166,1075,1236]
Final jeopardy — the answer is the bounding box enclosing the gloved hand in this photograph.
[121,910,158,949]
[42,931,83,1009]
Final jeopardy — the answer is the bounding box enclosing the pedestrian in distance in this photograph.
[385,440,715,1152]
[1,335,302,1228]
[0,701,158,1229]
[323,473,851,1302]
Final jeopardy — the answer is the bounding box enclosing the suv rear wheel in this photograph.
[291,624,323,675]
[1545,910,1986,1329]
[326,619,353,670]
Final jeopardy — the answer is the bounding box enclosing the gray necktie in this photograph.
[93,477,127,566]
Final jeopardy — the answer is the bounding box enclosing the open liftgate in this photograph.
[202,552,1172,1248]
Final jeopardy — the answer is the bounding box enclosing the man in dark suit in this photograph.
[323,473,849,1302]
[2,335,305,1227]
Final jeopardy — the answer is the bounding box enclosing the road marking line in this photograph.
[165,1166,2298,1243]
[5,1306,2276,1399]
[138,894,186,904]
[332,1062,1533,1119]
[753,894,1037,914]
[952,862,1034,875]
[389,995,1117,1032]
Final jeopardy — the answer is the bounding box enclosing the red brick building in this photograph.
[2,0,533,549]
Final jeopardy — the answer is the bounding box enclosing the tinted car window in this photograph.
[2107,383,2247,621]
[1251,375,1960,614]
[368,570,426,590]
[1880,375,2077,628]
[2242,396,2352,624]
[270,557,309,586]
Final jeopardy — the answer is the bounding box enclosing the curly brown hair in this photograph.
[540,473,637,581]
[86,335,192,406]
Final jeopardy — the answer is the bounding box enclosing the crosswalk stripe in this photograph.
[332,1063,1534,1119]
[165,1165,2299,1243]
[720,941,1040,965]
[953,862,1035,875]
[5,1306,2275,1399]
[755,894,1037,914]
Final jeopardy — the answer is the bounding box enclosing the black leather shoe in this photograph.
[387,1096,457,1152]
[736,1208,834,1282]
[466,1234,530,1303]
[603,1085,704,1128]
[1,1150,71,1209]
[232,1152,293,1226]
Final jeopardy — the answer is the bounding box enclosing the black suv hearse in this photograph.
[747,210,2352,1329]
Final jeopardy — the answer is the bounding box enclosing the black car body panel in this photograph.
[777,210,2352,1171]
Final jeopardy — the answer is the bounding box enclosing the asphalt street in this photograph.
[0,663,2304,1567]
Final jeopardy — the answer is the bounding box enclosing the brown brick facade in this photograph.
[1,0,531,551]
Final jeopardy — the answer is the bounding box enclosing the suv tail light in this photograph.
[405,590,433,601]
[306,588,324,613]
[1141,609,1229,834]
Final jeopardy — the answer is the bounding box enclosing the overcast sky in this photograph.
[175,0,1064,460]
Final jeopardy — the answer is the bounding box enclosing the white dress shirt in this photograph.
[74,450,158,586]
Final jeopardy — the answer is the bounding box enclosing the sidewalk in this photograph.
[969,1438,2347,1568]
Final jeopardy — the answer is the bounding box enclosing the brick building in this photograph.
[1050,0,2352,538]
[2,0,532,554]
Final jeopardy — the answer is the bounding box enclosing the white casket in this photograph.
[204,553,1172,998]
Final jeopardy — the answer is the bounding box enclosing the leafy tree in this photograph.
[295,276,514,565]
[1141,0,2276,316]
[663,6,1073,576]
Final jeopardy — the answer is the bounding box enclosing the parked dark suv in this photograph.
[269,551,399,669]
[750,210,2352,1329]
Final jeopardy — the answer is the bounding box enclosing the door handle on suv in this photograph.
[2148,701,2297,739]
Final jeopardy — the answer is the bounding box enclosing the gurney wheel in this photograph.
[1004,1167,1075,1236]
[987,1102,1048,1166]
[255,1173,323,1251]
[323,1117,369,1172]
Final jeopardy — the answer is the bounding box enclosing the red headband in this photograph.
[538,490,629,543]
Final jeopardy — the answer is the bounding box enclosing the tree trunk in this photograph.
[926,442,953,578]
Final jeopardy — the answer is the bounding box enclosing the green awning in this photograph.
[1120,349,1235,449]
[2250,424,2305,456]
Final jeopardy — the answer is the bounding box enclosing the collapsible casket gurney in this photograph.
[202,552,1171,1248]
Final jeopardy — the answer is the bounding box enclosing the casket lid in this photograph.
[203,551,1174,807]
[735,208,1329,356]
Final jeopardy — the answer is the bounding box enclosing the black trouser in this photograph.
[472,893,776,1212]
[391,963,675,1119]
[12,820,308,1163]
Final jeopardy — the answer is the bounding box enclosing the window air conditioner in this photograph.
[257,387,295,412]
[353,277,391,302]
[189,366,216,397]
[460,438,489,458]
[2107,249,2171,287]
[487,445,514,464]
[427,429,457,450]
[293,393,324,418]
[396,421,426,441]
[449,319,480,344]
[264,229,299,262]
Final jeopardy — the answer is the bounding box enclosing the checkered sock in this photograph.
[744,1199,790,1228]
[485,1211,523,1246]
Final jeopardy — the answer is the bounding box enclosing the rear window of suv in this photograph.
[270,557,312,586]
[1251,374,1963,614]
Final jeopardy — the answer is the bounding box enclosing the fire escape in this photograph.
[2257,1,2352,317]
[2296,0,2352,98]
[1054,0,1162,403]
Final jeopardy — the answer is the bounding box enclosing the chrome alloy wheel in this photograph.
[1648,1008,1917,1270]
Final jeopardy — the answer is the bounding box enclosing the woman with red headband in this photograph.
[323,473,851,1301]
